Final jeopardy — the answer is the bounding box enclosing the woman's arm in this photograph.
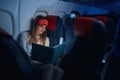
[18,32,30,56]
[45,37,50,47]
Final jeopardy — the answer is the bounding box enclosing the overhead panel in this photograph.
[61,0,120,13]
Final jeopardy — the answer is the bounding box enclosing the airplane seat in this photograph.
[62,17,107,80]
[101,18,120,80]
[95,16,117,50]
[0,27,42,80]
[94,16,117,70]
[102,18,120,79]
[47,15,65,47]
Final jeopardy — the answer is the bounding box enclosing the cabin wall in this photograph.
[56,1,109,18]
[20,0,59,33]
[0,0,111,40]
[0,0,20,39]
[0,0,60,39]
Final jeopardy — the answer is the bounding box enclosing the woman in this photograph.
[18,15,64,80]
[18,16,49,56]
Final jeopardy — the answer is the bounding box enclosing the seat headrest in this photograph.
[0,27,12,38]
[47,15,57,31]
[95,16,108,25]
[74,17,94,38]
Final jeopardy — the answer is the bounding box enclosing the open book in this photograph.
[31,42,65,64]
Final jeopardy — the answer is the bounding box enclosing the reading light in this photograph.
[70,13,76,18]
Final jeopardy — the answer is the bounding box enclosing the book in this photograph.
[31,42,65,64]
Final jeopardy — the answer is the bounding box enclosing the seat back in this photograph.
[70,16,106,65]
[62,16,107,80]
[47,15,65,47]
[0,27,35,80]
[101,18,120,80]
[94,15,117,67]
[95,16,116,44]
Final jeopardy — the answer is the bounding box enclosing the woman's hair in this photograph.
[28,15,48,45]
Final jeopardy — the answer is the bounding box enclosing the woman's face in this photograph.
[36,25,47,36]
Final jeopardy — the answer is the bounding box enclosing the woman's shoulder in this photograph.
[20,31,29,36]
[19,31,30,39]
[46,37,50,41]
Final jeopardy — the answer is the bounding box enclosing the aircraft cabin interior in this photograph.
[0,0,120,80]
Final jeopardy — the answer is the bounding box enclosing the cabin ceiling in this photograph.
[62,0,120,14]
